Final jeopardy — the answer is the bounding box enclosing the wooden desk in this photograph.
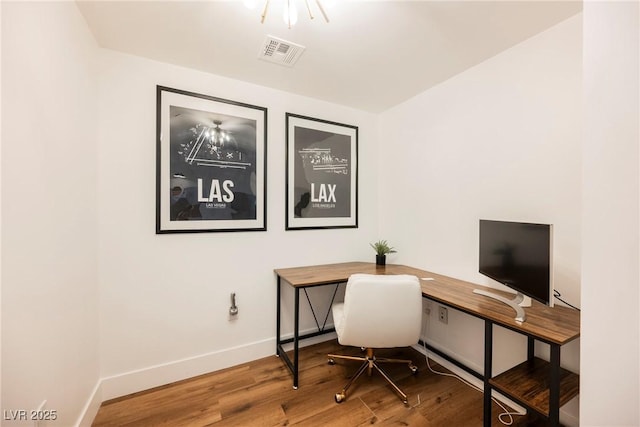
[274,262,580,427]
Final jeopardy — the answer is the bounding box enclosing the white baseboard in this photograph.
[78,329,581,426]
[412,343,527,414]
[279,331,338,352]
[559,403,580,427]
[75,381,102,427]
[99,337,274,401]
[98,327,337,402]
[75,336,283,425]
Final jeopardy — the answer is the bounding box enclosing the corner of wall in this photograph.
[76,382,103,427]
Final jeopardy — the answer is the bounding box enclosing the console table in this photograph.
[274,262,580,427]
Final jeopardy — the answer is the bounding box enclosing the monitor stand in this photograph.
[472,289,527,323]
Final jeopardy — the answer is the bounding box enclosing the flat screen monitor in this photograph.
[478,220,553,320]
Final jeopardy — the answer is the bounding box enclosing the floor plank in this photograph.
[93,340,549,426]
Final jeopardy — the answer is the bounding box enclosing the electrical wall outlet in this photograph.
[438,306,448,324]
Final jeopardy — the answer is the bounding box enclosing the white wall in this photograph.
[582,1,639,426]
[377,14,582,425]
[3,2,637,426]
[1,2,101,426]
[0,0,379,419]
[96,50,379,398]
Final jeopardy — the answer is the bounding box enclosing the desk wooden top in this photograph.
[275,262,580,346]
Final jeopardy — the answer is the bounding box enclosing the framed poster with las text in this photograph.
[286,113,358,230]
[156,86,267,233]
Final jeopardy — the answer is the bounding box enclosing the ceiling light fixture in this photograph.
[259,0,329,29]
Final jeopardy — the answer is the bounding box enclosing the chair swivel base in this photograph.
[327,348,418,404]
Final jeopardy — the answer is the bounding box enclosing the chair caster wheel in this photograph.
[409,364,418,374]
[328,358,335,365]
[335,393,345,403]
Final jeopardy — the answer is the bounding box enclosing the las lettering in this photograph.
[310,183,336,203]
[197,179,235,203]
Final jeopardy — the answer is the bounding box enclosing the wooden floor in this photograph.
[93,340,548,426]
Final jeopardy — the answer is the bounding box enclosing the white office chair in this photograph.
[327,273,422,404]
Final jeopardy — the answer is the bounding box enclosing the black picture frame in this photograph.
[156,86,267,233]
[285,113,358,230]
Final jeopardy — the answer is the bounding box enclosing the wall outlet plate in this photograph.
[438,306,448,324]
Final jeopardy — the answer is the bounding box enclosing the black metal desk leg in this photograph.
[483,320,493,427]
[527,337,535,361]
[293,287,300,389]
[276,277,281,356]
[549,344,561,426]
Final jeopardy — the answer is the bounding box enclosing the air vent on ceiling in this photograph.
[258,35,306,67]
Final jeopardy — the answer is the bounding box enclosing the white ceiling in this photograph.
[76,0,582,113]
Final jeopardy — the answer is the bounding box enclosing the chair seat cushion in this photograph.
[331,274,422,349]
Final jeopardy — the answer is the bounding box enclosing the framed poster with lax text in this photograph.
[156,86,267,233]
[285,113,358,230]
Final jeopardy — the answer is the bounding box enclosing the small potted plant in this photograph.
[370,240,397,266]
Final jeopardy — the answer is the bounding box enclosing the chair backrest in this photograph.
[336,274,422,349]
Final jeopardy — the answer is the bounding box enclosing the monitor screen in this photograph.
[479,219,552,306]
